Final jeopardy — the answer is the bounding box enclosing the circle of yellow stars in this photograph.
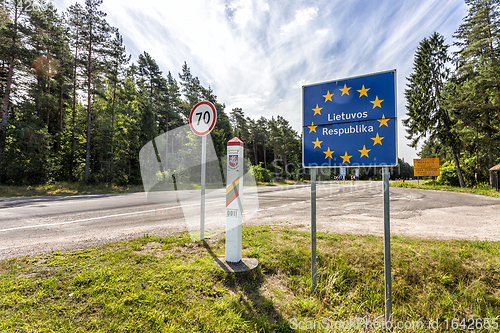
[308,82,392,164]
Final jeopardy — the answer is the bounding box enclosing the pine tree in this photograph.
[276,115,299,180]
[178,61,201,119]
[80,0,111,183]
[66,2,84,178]
[165,71,183,130]
[0,1,33,166]
[248,118,258,165]
[229,107,247,139]
[450,0,500,186]
[404,32,465,187]
[107,30,129,182]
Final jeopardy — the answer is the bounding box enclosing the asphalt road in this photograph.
[1,181,500,259]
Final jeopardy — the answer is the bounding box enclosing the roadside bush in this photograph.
[253,162,273,182]
[0,121,52,185]
[437,161,464,187]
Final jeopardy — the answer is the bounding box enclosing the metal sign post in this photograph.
[383,168,392,324]
[311,168,317,292]
[189,101,217,240]
[200,135,206,239]
[226,137,244,263]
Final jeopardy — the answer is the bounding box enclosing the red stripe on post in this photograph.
[226,190,239,207]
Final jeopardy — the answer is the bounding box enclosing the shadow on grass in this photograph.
[203,241,294,332]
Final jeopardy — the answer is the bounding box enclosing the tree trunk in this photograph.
[440,105,464,188]
[110,80,116,183]
[273,137,277,179]
[284,151,288,180]
[485,126,494,188]
[56,80,63,152]
[84,26,92,183]
[46,80,51,127]
[475,127,478,185]
[263,137,266,169]
[253,137,257,165]
[450,145,465,188]
[70,33,79,178]
[0,8,18,166]
[0,54,15,167]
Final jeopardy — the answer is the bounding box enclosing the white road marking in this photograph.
[0,199,225,232]
[0,184,320,233]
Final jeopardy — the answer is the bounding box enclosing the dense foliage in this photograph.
[0,1,302,185]
[405,0,500,187]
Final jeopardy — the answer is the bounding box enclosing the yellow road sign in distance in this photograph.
[414,158,439,177]
[413,158,439,169]
[414,168,440,177]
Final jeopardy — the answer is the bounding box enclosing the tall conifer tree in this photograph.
[404,32,466,187]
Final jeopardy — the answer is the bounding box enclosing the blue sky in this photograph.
[55,0,469,165]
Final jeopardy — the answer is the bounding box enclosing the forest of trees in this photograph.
[0,0,304,185]
[2,0,496,187]
[404,0,500,188]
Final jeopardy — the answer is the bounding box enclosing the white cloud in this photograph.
[280,7,318,34]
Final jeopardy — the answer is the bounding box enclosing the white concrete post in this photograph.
[226,137,244,263]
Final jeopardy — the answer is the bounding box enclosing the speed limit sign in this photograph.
[189,101,217,240]
[189,101,217,136]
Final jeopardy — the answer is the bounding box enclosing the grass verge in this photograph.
[256,179,303,187]
[1,225,499,332]
[0,182,144,198]
[0,180,304,197]
[390,180,500,198]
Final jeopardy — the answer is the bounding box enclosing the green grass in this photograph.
[256,179,303,187]
[0,181,144,197]
[0,179,303,197]
[391,180,500,198]
[1,225,499,332]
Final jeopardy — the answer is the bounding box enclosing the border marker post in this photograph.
[226,137,244,263]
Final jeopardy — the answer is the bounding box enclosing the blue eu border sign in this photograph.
[303,70,397,168]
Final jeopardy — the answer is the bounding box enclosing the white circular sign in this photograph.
[189,101,217,136]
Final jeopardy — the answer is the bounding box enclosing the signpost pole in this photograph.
[311,168,317,292]
[383,168,392,325]
[200,135,206,240]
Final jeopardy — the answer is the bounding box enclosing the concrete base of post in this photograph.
[214,257,259,273]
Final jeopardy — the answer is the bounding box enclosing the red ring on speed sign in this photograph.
[189,101,217,136]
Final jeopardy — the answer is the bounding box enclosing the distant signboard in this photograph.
[413,158,440,177]
[414,158,439,169]
[414,168,440,177]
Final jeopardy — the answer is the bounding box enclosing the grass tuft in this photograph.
[391,180,500,198]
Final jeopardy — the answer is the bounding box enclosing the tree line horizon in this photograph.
[2,0,497,187]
